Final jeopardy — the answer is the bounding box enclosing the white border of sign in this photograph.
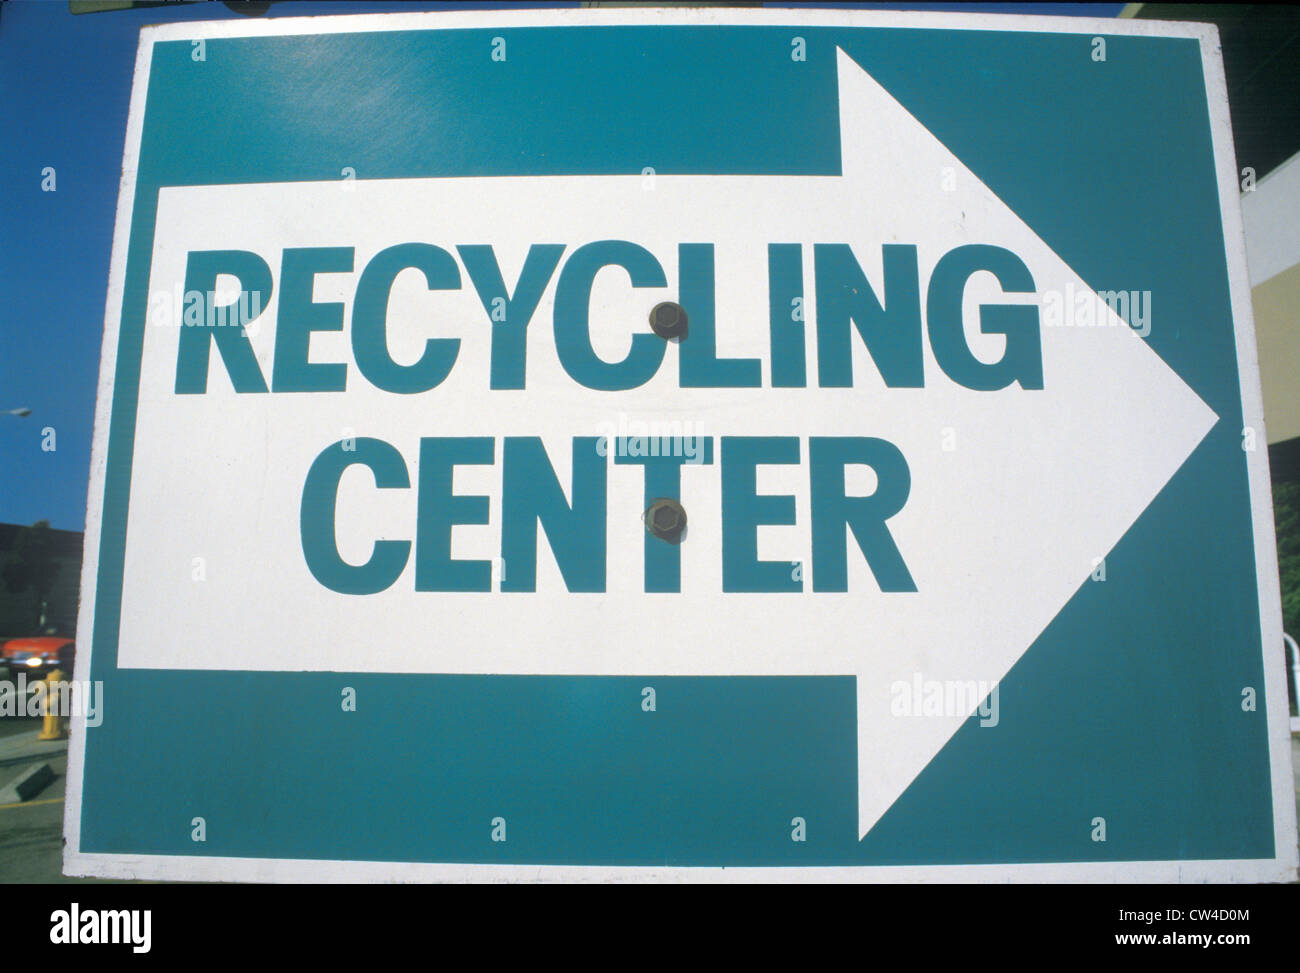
[63,6,1298,883]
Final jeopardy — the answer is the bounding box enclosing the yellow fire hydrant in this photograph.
[37,667,68,741]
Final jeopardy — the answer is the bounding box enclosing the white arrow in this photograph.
[124,48,1218,840]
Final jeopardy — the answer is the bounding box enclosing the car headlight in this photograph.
[24,657,44,667]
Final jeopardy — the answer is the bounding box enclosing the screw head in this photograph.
[649,302,688,339]
[644,498,687,543]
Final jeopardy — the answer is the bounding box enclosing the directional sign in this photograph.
[65,9,1298,881]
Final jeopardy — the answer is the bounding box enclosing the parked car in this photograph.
[1,636,75,680]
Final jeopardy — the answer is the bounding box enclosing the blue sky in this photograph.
[0,0,1123,532]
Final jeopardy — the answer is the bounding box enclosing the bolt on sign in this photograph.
[65,8,1298,882]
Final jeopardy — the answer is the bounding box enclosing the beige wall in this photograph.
[1254,263,1300,444]
[1243,150,1300,445]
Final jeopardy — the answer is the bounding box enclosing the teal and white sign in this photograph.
[65,8,1298,881]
